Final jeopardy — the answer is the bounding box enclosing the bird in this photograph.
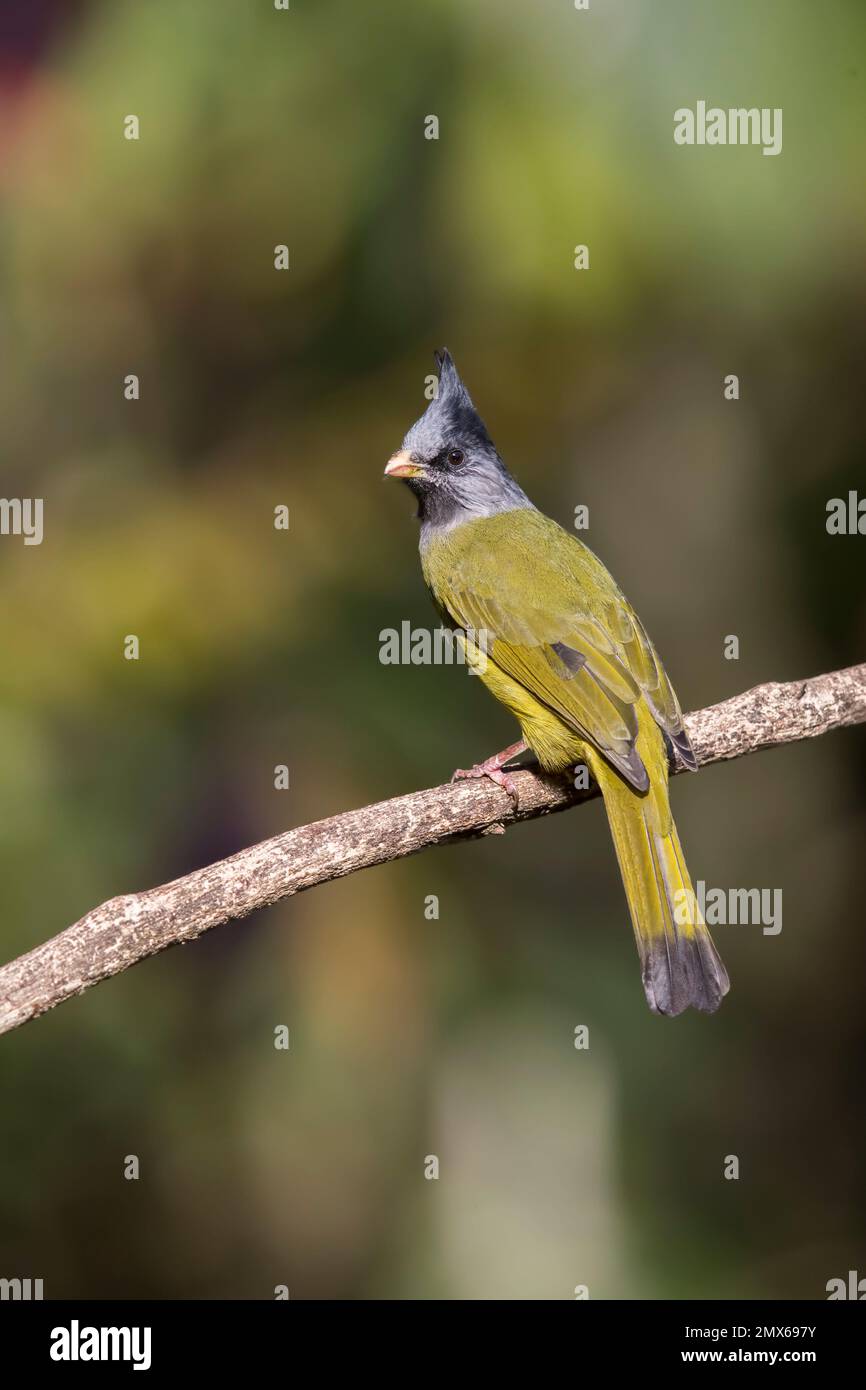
[384,348,729,1016]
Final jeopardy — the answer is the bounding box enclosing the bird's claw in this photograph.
[452,762,521,809]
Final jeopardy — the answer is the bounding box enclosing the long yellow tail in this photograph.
[589,749,730,1017]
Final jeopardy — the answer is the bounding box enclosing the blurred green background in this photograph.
[1,0,864,1300]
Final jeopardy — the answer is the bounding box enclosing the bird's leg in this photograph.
[451,740,529,807]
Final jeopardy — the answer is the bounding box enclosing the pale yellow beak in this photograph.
[384,449,423,479]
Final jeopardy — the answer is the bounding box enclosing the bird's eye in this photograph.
[447,448,465,466]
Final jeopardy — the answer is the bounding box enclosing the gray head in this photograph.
[384,349,532,534]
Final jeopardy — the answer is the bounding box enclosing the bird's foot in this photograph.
[451,741,528,808]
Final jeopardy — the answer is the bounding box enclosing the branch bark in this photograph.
[1,663,864,1038]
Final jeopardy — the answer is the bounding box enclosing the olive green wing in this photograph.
[429,513,696,789]
[442,581,652,790]
[612,599,697,771]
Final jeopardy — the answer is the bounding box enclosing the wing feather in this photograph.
[429,511,696,785]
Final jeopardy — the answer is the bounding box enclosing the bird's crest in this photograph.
[433,348,469,404]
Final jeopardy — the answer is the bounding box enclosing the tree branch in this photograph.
[1,663,864,1038]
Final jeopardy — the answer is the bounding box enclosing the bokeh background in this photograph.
[0,0,864,1300]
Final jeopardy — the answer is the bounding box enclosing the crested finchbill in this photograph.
[384,348,729,1017]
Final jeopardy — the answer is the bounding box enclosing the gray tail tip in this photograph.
[642,931,731,1017]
